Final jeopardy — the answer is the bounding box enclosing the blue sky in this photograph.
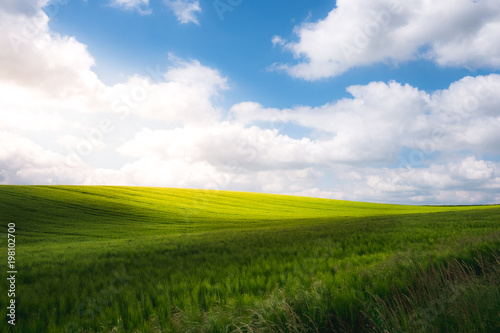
[46,0,354,108]
[46,0,493,108]
[1,0,500,204]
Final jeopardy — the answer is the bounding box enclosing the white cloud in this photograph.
[271,35,286,47]
[0,107,64,132]
[338,157,500,204]
[109,0,151,14]
[275,0,500,80]
[0,131,90,185]
[0,9,102,96]
[231,75,500,161]
[105,57,227,124]
[163,0,201,25]
[116,124,318,170]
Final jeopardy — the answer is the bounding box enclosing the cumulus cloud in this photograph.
[163,0,201,25]
[107,59,227,124]
[274,0,500,79]
[230,75,500,160]
[0,131,90,185]
[116,124,326,171]
[0,7,102,97]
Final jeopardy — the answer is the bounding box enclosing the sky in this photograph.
[0,0,500,204]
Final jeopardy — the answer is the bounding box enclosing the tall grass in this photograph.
[0,186,498,332]
[202,251,500,333]
[363,252,500,333]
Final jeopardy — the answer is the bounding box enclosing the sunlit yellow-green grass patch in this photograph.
[0,185,498,332]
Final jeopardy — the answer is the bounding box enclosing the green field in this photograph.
[0,185,499,332]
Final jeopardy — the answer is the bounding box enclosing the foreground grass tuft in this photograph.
[364,252,500,333]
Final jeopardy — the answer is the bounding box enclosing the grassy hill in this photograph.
[0,186,499,332]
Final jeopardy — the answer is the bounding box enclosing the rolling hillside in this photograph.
[0,186,499,332]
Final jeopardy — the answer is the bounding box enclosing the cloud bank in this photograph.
[0,0,499,205]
